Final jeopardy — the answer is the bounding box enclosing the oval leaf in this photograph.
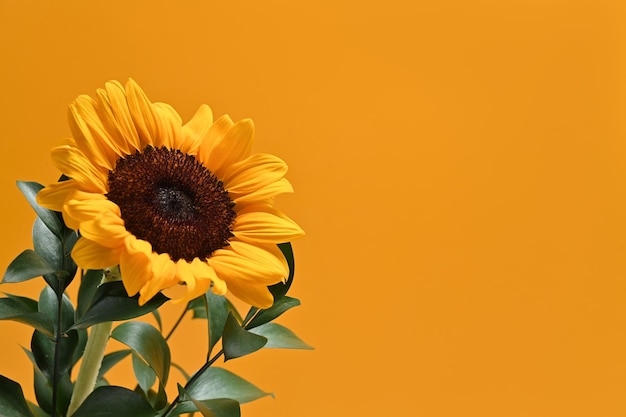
[245,296,300,330]
[0,297,54,336]
[0,375,35,417]
[111,322,170,386]
[249,323,313,350]
[73,281,168,329]
[222,314,267,361]
[268,242,295,302]
[17,181,63,238]
[186,367,271,404]
[175,386,241,417]
[72,386,155,417]
[2,250,55,284]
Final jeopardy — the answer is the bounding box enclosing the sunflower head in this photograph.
[37,79,304,308]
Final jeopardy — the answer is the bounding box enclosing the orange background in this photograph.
[2,1,626,416]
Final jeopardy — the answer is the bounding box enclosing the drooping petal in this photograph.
[80,211,130,248]
[232,178,294,205]
[233,205,305,244]
[222,153,288,194]
[139,252,178,304]
[209,240,288,285]
[36,179,80,212]
[50,145,108,193]
[190,258,227,295]
[120,235,153,298]
[72,237,123,269]
[226,279,274,309]
[62,190,120,230]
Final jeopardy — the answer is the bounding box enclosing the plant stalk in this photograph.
[66,321,113,416]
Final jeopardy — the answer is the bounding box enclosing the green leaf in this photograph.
[245,296,300,330]
[16,181,63,238]
[0,375,35,417]
[0,297,54,337]
[186,367,271,404]
[38,287,75,333]
[222,313,267,361]
[132,353,157,395]
[33,218,77,293]
[174,385,241,417]
[152,309,163,332]
[72,386,156,417]
[27,401,49,417]
[189,291,229,355]
[268,242,295,302]
[77,269,103,319]
[97,350,132,381]
[2,249,56,284]
[31,329,79,380]
[249,323,313,350]
[111,322,170,386]
[73,281,168,329]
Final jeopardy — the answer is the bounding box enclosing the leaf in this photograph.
[27,401,49,417]
[111,322,170,386]
[132,353,157,395]
[0,374,35,417]
[77,269,104,319]
[189,291,229,355]
[97,350,132,381]
[16,181,63,238]
[186,367,272,404]
[268,242,295,301]
[73,281,168,329]
[245,296,300,330]
[72,386,156,417]
[2,249,56,284]
[38,287,75,333]
[174,385,241,417]
[31,329,79,380]
[222,313,267,361]
[249,323,313,350]
[0,297,54,337]
[152,309,163,332]
[33,217,77,293]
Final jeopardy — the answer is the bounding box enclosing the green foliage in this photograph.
[0,295,54,336]
[174,385,240,417]
[249,323,313,349]
[3,250,56,285]
[73,281,168,329]
[185,367,272,404]
[0,375,36,417]
[245,296,300,330]
[222,314,267,361]
[72,386,156,417]
[111,322,171,388]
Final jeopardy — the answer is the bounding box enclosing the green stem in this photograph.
[50,288,64,417]
[66,321,113,417]
[164,303,190,342]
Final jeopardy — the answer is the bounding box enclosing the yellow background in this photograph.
[1,1,626,416]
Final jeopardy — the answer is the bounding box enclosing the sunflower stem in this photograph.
[66,321,113,417]
[50,285,64,417]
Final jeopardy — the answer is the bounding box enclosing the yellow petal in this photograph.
[63,192,120,231]
[232,178,294,205]
[80,211,129,248]
[209,240,288,285]
[222,153,288,194]
[190,258,227,295]
[182,104,213,155]
[208,119,254,179]
[196,114,234,166]
[226,279,274,309]
[96,81,142,154]
[125,79,160,147]
[72,237,122,269]
[139,252,178,303]
[233,206,304,244]
[120,235,152,298]
[36,179,79,212]
[50,144,107,193]
[69,96,120,170]
[152,102,183,150]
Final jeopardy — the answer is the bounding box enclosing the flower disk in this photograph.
[107,146,236,262]
[36,79,304,308]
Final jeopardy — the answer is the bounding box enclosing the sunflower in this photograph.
[36,79,304,308]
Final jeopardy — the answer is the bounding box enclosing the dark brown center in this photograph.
[106,146,236,262]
